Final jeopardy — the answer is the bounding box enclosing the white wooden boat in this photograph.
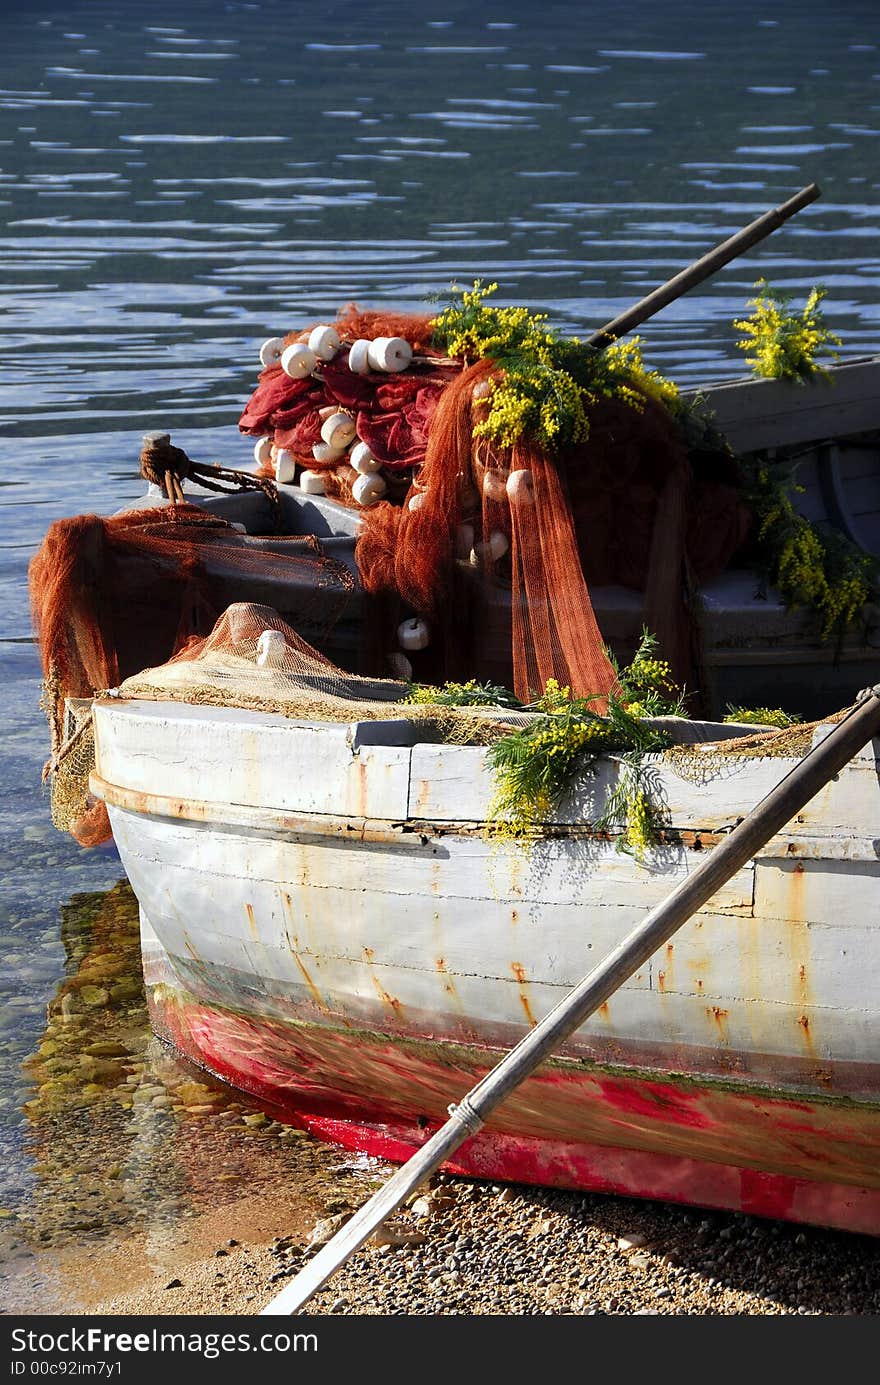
[35,351,880,1235]
[88,693,880,1235]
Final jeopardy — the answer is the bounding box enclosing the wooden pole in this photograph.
[261,682,880,1316]
[587,183,821,349]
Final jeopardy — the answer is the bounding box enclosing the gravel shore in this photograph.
[56,1166,880,1318]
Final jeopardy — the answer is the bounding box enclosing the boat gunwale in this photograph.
[93,770,880,863]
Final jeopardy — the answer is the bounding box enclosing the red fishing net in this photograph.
[239,312,750,705]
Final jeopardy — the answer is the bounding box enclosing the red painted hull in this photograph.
[149,984,880,1236]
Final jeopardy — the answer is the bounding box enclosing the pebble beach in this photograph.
[6,1123,880,1318]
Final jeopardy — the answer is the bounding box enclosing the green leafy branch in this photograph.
[403,678,523,709]
[723,705,801,729]
[744,459,876,643]
[485,631,683,854]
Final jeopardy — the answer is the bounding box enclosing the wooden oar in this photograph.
[261,682,880,1316]
[587,182,821,348]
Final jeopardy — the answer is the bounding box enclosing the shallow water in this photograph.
[1,0,879,1310]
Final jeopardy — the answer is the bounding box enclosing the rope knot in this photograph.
[138,431,281,529]
[140,432,195,502]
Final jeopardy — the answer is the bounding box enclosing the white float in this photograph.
[368,337,413,373]
[352,473,387,507]
[397,616,430,651]
[312,441,346,464]
[320,412,357,449]
[281,343,317,379]
[506,469,534,504]
[299,470,326,495]
[253,436,273,467]
[350,441,381,475]
[347,340,373,375]
[308,325,340,361]
[273,449,296,485]
[255,629,287,668]
[259,337,286,368]
[482,470,508,503]
[470,530,509,564]
[353,473,388,506]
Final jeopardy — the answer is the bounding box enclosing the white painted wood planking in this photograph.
[94,700,412,820]
[107,788,880,1079]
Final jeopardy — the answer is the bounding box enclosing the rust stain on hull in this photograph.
[363,947,404,1022]
[436,955,456,998]
[277,891,327,1012]
[351,758,369,818]
[290,951,328,1013]
[245,903,259,943]
[434,956,482,1043]
[371,978,403,1020]
[788,863,817,1059]
[511,962,537,1028]
[657,941,676,994]
[706,1006,730,1045]
[280,891,301,950]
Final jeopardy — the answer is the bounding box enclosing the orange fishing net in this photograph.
[30,504,356,845]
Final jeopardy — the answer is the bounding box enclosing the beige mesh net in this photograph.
[46,698,100,845]
[118,602,532,740]
[46,603,535,841]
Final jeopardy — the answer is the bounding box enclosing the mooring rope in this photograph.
[140,432,282,531]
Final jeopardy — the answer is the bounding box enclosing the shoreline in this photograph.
[6,1156,878,1317]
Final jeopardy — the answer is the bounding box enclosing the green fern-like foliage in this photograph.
[744,458,876,644]
[486,631,683,854]
[403,679,523,709]
[733,279,841,382]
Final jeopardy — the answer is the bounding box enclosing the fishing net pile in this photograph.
[30,509,357,845]
[31,288,758,847]
[239,293,751,705]
[47,601,533,847]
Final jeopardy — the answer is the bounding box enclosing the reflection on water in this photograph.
[0,881,381,1312]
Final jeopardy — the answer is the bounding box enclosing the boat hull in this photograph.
[90,698,880,1234]
[142,924,880,1235]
